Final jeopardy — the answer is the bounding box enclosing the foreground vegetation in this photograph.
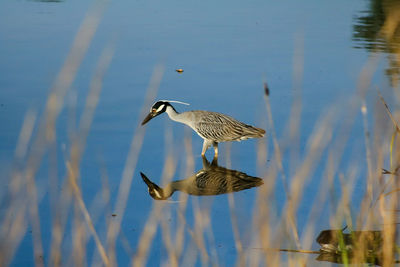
[1,0,400,266]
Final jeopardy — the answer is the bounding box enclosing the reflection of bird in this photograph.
[140,157,264,200]
[141,100,265,157]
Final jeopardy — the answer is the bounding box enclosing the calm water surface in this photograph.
[0,0,397,266]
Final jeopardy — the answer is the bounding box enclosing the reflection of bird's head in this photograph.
[140,172,168,200]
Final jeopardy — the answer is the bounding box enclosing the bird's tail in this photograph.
[243,125,266,139]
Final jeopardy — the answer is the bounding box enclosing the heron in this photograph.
[141,100,265,157]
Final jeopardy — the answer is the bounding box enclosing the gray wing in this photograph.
[193,111,265,142]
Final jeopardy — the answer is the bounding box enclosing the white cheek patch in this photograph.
[156,105,165,113]
[153,189,162,199]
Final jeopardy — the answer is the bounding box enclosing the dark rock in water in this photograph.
[316,229,383,254]
[315,229,387,265]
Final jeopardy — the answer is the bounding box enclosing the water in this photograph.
[0,0,398,265]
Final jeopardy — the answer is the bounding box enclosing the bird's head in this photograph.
[141,100,190,125]
[140,172,168,200]
[141,101,170,125]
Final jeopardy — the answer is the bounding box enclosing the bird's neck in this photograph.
[156,185,174,199]
[160,183,179,198]
[155,180,188,199]
[166,180,189,194]
[165,105,183,123]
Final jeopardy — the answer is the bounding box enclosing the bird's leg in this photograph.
[202,156,211,169]
[201,140,212,157]
[213,142,218,158]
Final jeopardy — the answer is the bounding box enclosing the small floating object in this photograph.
[176,68,184,73]
[264,82,270,96]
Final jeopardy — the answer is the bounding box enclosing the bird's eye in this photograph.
[152,108,156,113]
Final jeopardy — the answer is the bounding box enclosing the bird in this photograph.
[141,100,266,157]
[140,157,263,200]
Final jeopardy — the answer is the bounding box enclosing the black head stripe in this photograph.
[152,101,173,113]
[152,101,165,109]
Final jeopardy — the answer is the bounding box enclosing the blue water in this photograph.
[0,0,395,265]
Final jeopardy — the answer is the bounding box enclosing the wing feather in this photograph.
[193,111,264,142]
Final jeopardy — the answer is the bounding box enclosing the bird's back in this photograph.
[184,110,265,142]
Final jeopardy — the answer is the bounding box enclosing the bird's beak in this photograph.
[141,112,155,125]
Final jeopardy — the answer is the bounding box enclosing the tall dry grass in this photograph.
[1,0,400,266]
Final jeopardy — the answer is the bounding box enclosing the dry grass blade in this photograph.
[378,90,400,134]
[263,82,302,252]
[7,2,109,266]
[106,64,163,265]
[47,40,114,266]
[14,111,37,160]
[67,162,109,265]
[0,111,37,265]
[4,1,400,266]
[263,82,289,198]
[131,151,176,266]
[361,102,374,204]
[263,248,319,254]
[224,151,245,266]
[65,43,115,266]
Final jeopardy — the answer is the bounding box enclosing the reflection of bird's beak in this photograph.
[140,172,166,200]
[141,113,154,125]
[140,172,160,191]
